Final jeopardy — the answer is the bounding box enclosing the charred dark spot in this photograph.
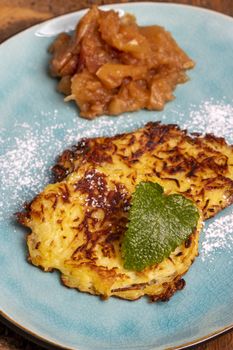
[176,252,183,257]
[52,164,70,182]
[87,151,113,164]
[128,135,136,146]
[185,236,192,248]
[131,149,143,159]
[72,138,90,155]
[168,257,174,264]
[164,163,186,175]
[175,278,185,290]
[146,139,156,150]
[161,177,180,188]
[112,282,149,293]
[52,195,58,209]
[203,199,210,211]
[101,243,115,258]
[187,164,198,177]
[60,184,70,203]
[106,233,121,243]
[191,132,202,137]
[35,242,41,249]
[204,133,227,146]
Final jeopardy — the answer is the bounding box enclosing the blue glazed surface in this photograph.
[0,3,233,350]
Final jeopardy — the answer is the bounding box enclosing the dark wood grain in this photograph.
[0,0,232,42]
[0,1,232,350]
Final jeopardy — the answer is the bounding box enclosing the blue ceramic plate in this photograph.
[0,3,233,350]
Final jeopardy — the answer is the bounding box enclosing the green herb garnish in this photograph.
[122,182,199,271]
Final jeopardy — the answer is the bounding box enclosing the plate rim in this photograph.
[1,1,232,47]
[1,309,233,350]
[0,2,233,350]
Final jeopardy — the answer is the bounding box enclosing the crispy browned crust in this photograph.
[53,122,233,180]
[51,121,233,220]
[60,274,186,302]
[58,231,195,302]
[17,121,233,301]
[150,277,186,302]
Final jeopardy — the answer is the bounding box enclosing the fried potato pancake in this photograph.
[18,122,233,301]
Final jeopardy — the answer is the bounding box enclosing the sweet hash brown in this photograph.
[17,122,233,301]
[49,6,194,119]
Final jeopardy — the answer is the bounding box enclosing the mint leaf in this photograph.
[122,182,199,271]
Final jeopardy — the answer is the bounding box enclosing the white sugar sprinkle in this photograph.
[201,212,233,262]
[0,111,139,221]
[1,97,233,266]
[183,98,233,142]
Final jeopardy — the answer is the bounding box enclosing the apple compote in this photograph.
[49,6,194,119]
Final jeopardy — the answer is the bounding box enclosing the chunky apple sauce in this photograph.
[49,6,194,119]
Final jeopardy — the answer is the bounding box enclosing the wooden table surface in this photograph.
[0,0,232,349]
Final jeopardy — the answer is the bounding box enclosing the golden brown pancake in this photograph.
[18,122,233,301]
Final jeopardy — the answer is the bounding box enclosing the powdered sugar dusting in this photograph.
[200,211,233,262]
[0,111,140,221]
[181,98,233,260]
[183,98,233,142]
[1,98,233,264]
[1,120,62,220]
